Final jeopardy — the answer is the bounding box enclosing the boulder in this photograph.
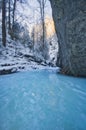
[0,67,17,75]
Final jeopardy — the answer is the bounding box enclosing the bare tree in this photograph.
[2,0,6,47]
[8,0,11,31]
[13,0,17,26]
[37,0,46,47]
[31,27,35,51]
[0,0,2,11]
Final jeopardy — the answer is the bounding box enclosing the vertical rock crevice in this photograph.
[50,0,86,76]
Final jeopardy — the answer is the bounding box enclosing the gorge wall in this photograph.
[49,0,86,76]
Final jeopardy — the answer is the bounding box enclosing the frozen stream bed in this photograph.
[0,70,86,130]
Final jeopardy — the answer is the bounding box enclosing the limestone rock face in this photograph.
[49,0,86,76]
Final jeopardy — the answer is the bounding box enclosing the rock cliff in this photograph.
[49,0,86,76]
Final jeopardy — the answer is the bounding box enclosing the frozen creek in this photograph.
[0,69,86,130]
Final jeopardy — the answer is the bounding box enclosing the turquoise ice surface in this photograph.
[0,70,86,130]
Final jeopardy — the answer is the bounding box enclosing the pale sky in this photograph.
[16,0,52,31]
[17,0,52,21]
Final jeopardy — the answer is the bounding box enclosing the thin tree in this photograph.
[8,0,11,31]
[37,0,46,47]
[13,0,17,26]
[0,0,2,11]
[31,27,35,51]
[2,0,6,47]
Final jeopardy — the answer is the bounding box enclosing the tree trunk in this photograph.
[42,0,45,48]
[8,0,11,31]
[2,0,6,47]
[37,0,46,48]
[13,0,16,26]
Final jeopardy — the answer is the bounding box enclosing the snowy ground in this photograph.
[0,38,59,75]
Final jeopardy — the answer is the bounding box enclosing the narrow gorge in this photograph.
[50,0,86,76]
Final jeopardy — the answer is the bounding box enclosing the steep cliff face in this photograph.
[49,0,86,76]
